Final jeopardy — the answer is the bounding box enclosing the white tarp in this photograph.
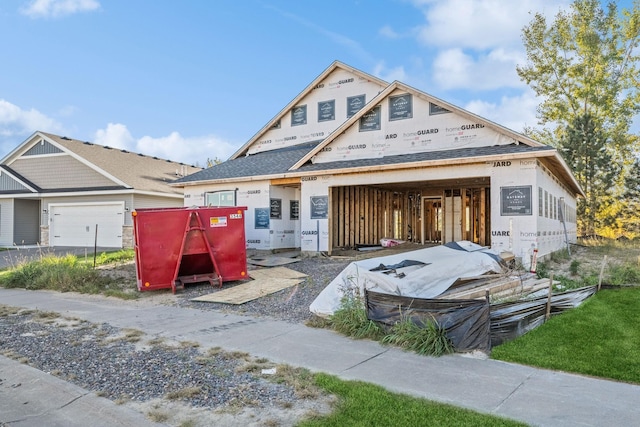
[309,241,504,317]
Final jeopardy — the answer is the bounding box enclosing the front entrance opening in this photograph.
[329,179,490,253]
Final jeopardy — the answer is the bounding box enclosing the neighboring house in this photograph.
[0,131,201,248]
[171,61,584,267]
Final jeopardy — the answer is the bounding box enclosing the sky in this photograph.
[0,0,635,167]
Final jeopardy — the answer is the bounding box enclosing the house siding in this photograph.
[0,171,30,192]
[23,140,63,156]
[133,194,181,210]
[10,155,116,189]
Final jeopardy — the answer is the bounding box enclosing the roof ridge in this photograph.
[40,131,200,168]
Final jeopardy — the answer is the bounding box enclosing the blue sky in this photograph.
[0,0,633,166]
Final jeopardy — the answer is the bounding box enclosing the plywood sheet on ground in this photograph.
[191,267,307,305]
[248,267,307,280]
[247,256,301,267]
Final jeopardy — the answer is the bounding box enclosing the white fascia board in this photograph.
[171,150,559,188]
[0,131,43,164]
[0,188,183,200]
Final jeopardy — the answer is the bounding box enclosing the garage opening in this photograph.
[329,178,490,252]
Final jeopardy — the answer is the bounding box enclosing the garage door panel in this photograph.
[50,204,124,247]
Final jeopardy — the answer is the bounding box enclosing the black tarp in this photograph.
[365,285,598,353]
[365,290,491,353]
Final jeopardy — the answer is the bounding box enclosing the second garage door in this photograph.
[50,203,124,247]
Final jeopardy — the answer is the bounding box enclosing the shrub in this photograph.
[569,260,580,276]
[381,316,454,357]
[329,296,385,340]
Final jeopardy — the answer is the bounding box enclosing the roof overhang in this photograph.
[173,148,584,198]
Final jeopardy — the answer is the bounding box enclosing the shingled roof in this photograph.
[173,141,321,184]
[39,132,202,194]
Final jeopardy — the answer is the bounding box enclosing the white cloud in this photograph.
[21,0,100,19]
[94,123,240,166]
[372,62,407,83]
[432,47,525,90]
[414,0,568,50]
[94,123,134,150]
[0,99,65,137]
[464,90,541,134]
[379,25,400,39]
[403,0,570,92]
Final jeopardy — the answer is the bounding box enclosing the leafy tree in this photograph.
[621,157,640,237]
[206,157,222,168]
[560,113,618,235]
[518,0,640,236]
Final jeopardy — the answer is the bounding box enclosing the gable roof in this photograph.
[229,61,388,160]
[291,80,544,170]
[1,131,202,196]
[173,63,583,197]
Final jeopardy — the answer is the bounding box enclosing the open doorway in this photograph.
[422,197,442,243]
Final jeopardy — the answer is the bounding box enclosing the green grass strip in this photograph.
[492,287,640,384]
[298,373,527,427]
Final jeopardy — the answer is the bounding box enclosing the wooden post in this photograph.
[598,255,607,291]
[545,273,553,321]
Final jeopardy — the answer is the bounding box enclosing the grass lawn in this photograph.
[298,373,526,427]
[491,286,640,384]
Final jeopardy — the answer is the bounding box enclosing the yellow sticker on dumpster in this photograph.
[210,216,227,227]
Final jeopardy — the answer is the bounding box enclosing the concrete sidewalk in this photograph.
[1,288,639,427]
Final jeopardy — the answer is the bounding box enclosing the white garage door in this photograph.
[50,203,124,247]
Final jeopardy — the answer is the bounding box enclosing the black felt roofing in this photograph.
[173,142,555,184]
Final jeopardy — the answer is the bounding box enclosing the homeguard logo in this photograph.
[247,190,261,194]
[247,239,261,244]
[460,123,484,130]
[301,230,318,235]
[313,83,325,90]
[492,231,510,236]
[338,78,354,84]
[347,144,366,150]
[385,134,397,139]
[403,129,438,137]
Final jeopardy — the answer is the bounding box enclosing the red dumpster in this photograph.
[132,206,248,293]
